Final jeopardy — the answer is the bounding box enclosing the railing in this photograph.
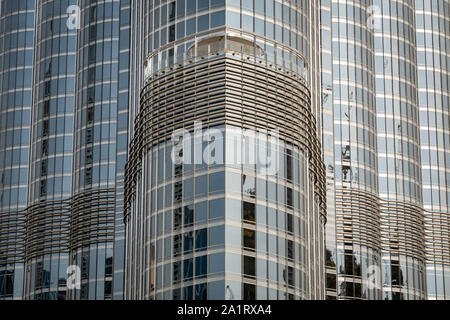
[144,32,309,83]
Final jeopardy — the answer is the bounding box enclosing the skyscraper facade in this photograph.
[321,0,383,300]
[0,0,34,300]
[0,0,131,300]
[322,0,449,300]
[415,0,450,300]
[0,0,448,302]
[124,0,327,300]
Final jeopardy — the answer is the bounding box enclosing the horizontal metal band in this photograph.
[424,209,450,265]
[22,188,117,261]
[70,188,117,249]
[125,54,326,223]
[335,188,382,252]
[0,209,26,263]
[25,200,70,260]
[380,200,426,262]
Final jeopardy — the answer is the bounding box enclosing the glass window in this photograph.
[209,198,225,220]
[243,283,256,300]
[184,178,194,201]
[209,253,225,274]
[243,256,256,277]
[187,0,197,15]
[195,256,207,278]
[198,14,209,32]
[184,205,194,226]
[208,280,225,299]
[195,228,207,250]
[186,18,196,35]
[209,171,225,193]
[211,10,225,28]
[183,285,193,299]
[195,175,207,197]
[195,283,207,300]
[209,225,225,247]
[242,174,255,198]
[227,11,240,28]
[195,201,207,224]
[226,171,241,194]
[184,231,193,253]
[243,201,255,223]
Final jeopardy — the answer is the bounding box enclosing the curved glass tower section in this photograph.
[322,0,449,300]
[66,0,131,300]
[0,0,34,300]
[69,0,122,300]
[374,0,426,300]
[326,0,382,300]
[415,0,450,300]
[0,0,131,300]
[24,0,76,300]
[125,0,327,300]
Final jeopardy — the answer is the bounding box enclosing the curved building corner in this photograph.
[124,0,327,300]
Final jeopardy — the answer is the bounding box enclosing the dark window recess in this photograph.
[104,280,112,298]
[326,273,337,290]
[86,128,93,144]
[81,253,89,280]
[195,283,207,300]
[243,283,256,300]
[43,100,50,116]
[42,139,48,156]
[183,259,193,280]
[89,25,97,41]
[105,256,113,276]
[287,214,293,233]
[57,290,66,300]
[42,119,49,136]
[195,256,207,278]
[169,25,175,42]
[85,167,92,185]
[169,2,176,21]
[344,254,353,275]
[174,208,182,230]
[184,285,193,300]
[40,179,47,197]
[41,159,48,176]
[45,62,52,78]
[87,107,94,124]
[286,266,294,286]
[354,282,362,298]
[88,45,96,63]
[173,234,181,257]
[286,187,293,207]
[184,205,194,226]
[243,228,255,250]
[81,283,88,299]
[243,202,255,223]
[195,228,207,250]
[44,81,51,97]
[173,261,181,283]
[174,181,183,202]
[35,262,43,288]
[287,240,294,260]
[343,165,352,181]
[243,256,256,277]
[172,288,181,300]
[286,149,293,181]
[88,87,95,103]
[86,147,93,165]
[342,145,351,161]
[0,270,14,297]
[184,231,193,253]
